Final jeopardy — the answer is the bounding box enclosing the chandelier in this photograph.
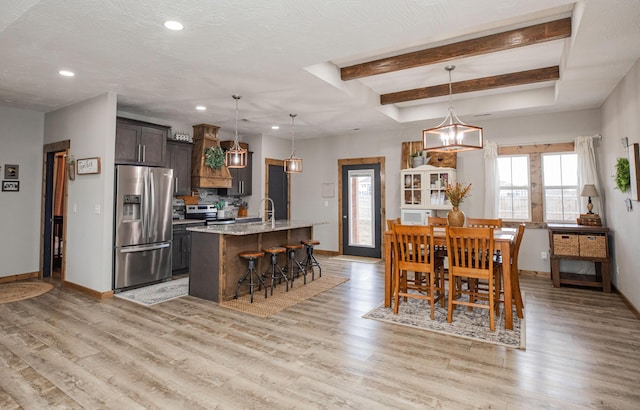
[423,65,483,152]
[284,113,303,173]
[225,95,248,168]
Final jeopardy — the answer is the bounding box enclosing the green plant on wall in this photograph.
[204,146,225,170]
[614,157,631,192]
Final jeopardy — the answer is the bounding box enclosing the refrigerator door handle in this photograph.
[119,242,171,253]
[149,170,155,240]
[143,169,149,240]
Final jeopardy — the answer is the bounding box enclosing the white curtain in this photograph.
[483,141,500,218]
[575,136,605,223]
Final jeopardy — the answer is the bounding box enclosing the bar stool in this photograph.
[282,243,306,286]
[262,246,288,295]
[301,239,322,280]
[235,251,266,303]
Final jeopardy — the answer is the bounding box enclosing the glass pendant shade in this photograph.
[423,66,483,153]
[284,113,303,174]
[284,155,303,173]
[225,140,248,168]
[225,95,248,168]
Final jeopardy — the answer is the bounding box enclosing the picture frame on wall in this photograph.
[4,164,19,179]
[629,143,640,201]
[2,180,19,192]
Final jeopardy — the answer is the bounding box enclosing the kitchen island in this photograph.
[186,220,321,302]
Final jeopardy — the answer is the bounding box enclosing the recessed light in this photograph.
[196,105,206,111]
[59,70,75,77]
[164,21,183,31]
[271,125,280,130]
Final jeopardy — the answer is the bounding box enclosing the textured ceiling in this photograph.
[1,0,639,140]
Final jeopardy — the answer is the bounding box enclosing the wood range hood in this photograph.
[191,123,232,189]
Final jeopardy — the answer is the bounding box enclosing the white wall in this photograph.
[601,57,640,310]
[292,108,601,274]
[0,106,44,277]
[44,93,117,292]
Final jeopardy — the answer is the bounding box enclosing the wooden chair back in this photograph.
[427,216,448,226]
[466,218,502,229]
[446,227,495,275]
[392,224,444,318]
[393,224,437,272]
[510,223,526,317]
[386,218,401,231]
[446,226,498,330]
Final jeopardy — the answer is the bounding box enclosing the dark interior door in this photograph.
[268,164,288,220]
[43,152,55,278]
[341,163,381,258]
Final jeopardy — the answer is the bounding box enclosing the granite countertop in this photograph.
[187,220,325,236]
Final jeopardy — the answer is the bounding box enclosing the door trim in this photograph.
[265,158,290,220]
[338,157,386,256]
[41,140,70,281]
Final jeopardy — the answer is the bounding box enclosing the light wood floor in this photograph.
[1,256,639,409]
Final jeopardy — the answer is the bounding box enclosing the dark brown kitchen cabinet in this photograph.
[115,117,168,166]
[172,221,205,275]
[220,141,252,196]
[166,140,192,196]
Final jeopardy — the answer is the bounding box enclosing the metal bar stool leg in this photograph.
[262,247,288,295]
[283,244,306,286]
[301,240,322,281]
[235,252,267,303]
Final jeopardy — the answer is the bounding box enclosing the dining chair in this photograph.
[509,223,526,318]
[466,217,502,229]
[446,226,500,331]
[392,224,445,319]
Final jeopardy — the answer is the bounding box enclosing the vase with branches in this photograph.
[445,182,471,226]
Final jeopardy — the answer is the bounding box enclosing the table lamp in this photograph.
[581,184,599,214]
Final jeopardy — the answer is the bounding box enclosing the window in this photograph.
[498,156,530,220]
[497,142,576,224]
[542,153,578,222]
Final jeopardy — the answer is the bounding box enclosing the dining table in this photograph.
[383,226,519,330]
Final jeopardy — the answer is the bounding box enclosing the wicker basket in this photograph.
[553,234,579,256]
[579,235,607,258]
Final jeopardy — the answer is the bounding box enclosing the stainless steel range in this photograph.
[185,204,236,225]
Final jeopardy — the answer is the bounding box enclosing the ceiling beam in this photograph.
[380,66,560,105]
[340,18,571,81]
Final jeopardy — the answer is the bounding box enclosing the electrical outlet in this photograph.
[541,251,548,260]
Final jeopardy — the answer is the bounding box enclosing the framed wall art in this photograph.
[4,164,19,179]
[2,180,20,192]
[77,157,101,175]
[629,143,640,201]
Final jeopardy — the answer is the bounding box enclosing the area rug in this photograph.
[329,255,381,264]
[363,295,525,349]
[220,275,349,317]
[115,278,188,306]
[0,281,54,304]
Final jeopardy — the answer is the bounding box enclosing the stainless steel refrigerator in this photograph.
[114,165,173,290]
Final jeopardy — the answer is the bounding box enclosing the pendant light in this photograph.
[423,65,483,152]
[225,95,248,168]
[284,113,303,173]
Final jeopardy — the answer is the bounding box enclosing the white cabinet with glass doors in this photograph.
[401,165,456,210]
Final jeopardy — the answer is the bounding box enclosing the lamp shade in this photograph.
[580,184,599,197]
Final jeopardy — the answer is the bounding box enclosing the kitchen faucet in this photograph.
[260,197,276,228]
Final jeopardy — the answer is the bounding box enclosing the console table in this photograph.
[548,224,611,292]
